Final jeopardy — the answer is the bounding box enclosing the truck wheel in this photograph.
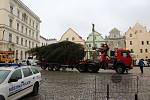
[87,64,99,73]
[116,65,125,74]
[77,64,87,72]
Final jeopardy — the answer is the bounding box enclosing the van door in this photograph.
[22,68,34,95]
[8,69,23,100]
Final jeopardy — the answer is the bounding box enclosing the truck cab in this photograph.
[111,49,133,74]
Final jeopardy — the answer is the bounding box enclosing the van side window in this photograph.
[22,68,33,77]
[9,69,22,81]
[31,67,39,74]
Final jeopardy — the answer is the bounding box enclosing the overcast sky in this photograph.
[22,0,150,40]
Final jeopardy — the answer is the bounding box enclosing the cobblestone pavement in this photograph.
[21,67,150,100]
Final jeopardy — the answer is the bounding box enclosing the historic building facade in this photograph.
[105,28,125,51]
[0,0,41,60]
[85,24,105,59]
[125,23,150,60]
[59,28,85,45]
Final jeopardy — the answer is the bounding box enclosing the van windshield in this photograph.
[0,70,11,84]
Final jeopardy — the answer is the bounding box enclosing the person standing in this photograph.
[138,59,145,74]
[26,60,30,65]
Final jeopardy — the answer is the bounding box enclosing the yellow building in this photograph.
[125,23,150,60]
[0,0,41,60]
[59,28,85,45]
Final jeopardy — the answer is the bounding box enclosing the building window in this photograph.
[89,44,91,47]
[17,9,20,18]
[32,32,34,37]
[25,40,27,47]
[29,30,31,36]
[20,51,23,60]
[142,41,144,45]
[33,21,35,28]
[10,5,13,14]
[66,38,69,41]
[29,41,31,48]
[36,32,38,39]
[25,28,28,34]
[145,49,148,53]
[17,23,19,31]
[140,49,143,53]
[129,34,132,37]
[29,19,32,25]
[130,41,132,45]
[16,50,18,59]
[32,42,34,48]
[21,26,24,33]
[22,13,28,23]
[16,36,19,44]
[36,24,38,29]
[21,38,23,45]
[147,41,149,45]
[131,49,134,53]
[9,19,13,28]
[72,37,75,41]
[9,33,12,43]
[25,52,27,59]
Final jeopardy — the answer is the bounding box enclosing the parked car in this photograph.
[0,64,41,100]
[21,59,39,66]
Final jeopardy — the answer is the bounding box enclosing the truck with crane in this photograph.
[40,43,133,74]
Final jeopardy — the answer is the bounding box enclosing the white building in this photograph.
[39,36,57,46]
[0,0,41,60]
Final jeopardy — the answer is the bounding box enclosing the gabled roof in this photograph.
[59,28,85,42]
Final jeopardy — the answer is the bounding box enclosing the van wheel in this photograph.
[0,96,5,100]
[32,83,39,96]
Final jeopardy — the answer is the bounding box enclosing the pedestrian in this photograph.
[26,60,30,65]
[138,59,145,74]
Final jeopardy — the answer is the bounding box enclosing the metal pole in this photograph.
[135,94,138,100]
[136,76,139,100]
[137,76,139,94]
[107,84,109,100]
[95,76,96,100]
